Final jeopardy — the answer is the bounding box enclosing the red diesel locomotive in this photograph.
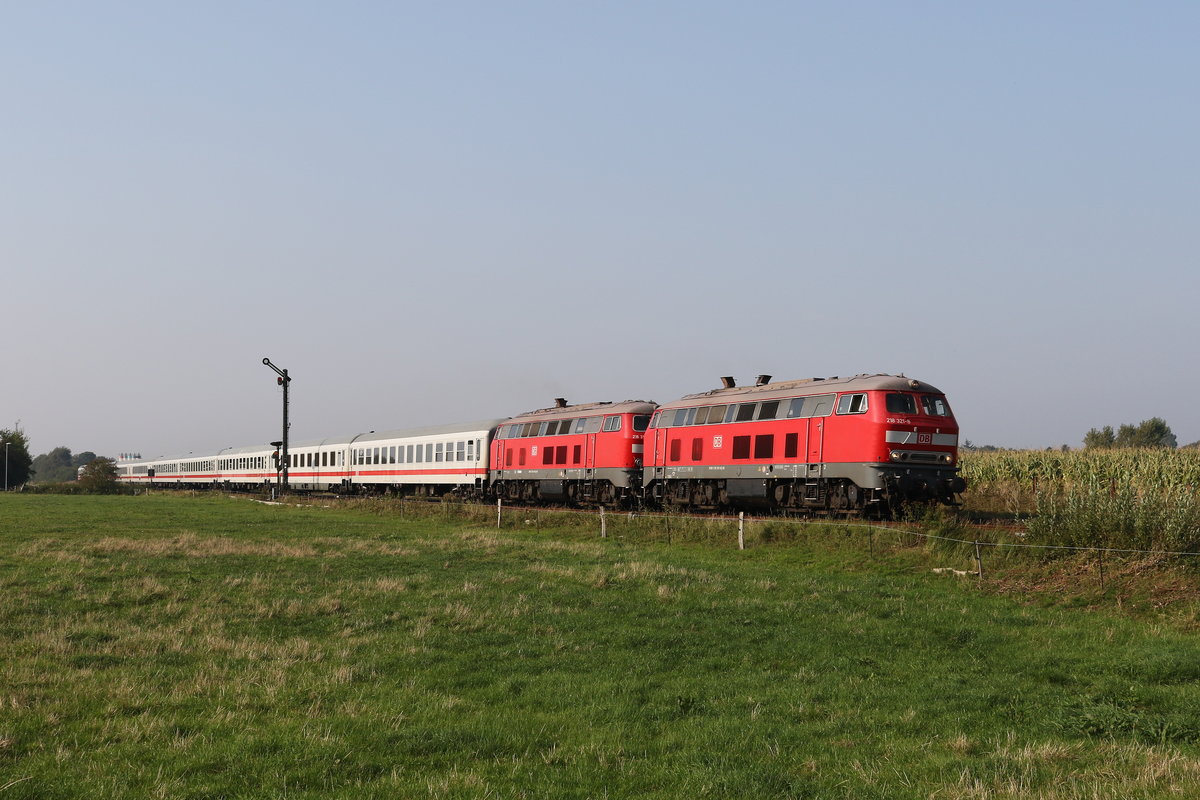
[644,374,965,514]
[491,399,655,506]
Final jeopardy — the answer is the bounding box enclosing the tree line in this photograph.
[1,427,118,491]
[1083,417,1182,449]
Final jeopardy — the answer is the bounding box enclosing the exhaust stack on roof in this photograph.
[755,374,772,386]
[720,376,736,389]
[554,398,568,408]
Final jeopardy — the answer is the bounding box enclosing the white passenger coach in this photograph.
[118,419,508,496]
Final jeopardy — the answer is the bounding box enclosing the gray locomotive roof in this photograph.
[661,374,942,410]
[508,400,657,422]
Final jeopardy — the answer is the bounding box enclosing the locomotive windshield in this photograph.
[921,395,952,417]
[885,393,953,418]
[885,393,918,414]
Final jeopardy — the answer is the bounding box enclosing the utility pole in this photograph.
[262,358,291,491]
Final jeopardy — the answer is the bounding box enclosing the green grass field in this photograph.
[3,495,1200,798]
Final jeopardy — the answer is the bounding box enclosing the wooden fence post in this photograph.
[738,512,745,551]
[974,540,984,580]
[600,506,607,539]
[496,498,502,529]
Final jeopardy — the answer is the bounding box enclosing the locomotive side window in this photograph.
[694,407,711,425]
[754,434,774,459]
[785,432,799,458]
[691,437,703,460]
[575,418,588,434]
[732,436,752,459]
[583,417,603,434]
[921,395,951,416]
[670,439,682,462]
[809,395,835,417]
[602,416,622,432]
[885,393,918,414]
[836,394,868,415]
[757,401,780,420]
[633,415,649,432]
[735,403,756,422]
[573,445,581,463]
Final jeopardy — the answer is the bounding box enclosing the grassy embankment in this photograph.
[2,493,1200,799]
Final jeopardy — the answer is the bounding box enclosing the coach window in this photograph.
[457,441,466,461]
[426,443,434,462]
[735,403,757,422]
[435,443,443,462]
[836,394,868,415]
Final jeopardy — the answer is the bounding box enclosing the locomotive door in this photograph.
[808,419,825,466]
[585,433,598,473]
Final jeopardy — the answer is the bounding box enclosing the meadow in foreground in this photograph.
[2,494,1200,799]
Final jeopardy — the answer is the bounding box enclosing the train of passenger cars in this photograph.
[117,373,966,514]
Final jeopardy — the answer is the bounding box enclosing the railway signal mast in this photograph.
[262,358,291,491]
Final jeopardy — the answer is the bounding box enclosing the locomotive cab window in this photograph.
[632,415,650,432]
[602,416,621,432]
[885,393,918,414]
[836,394,868,415]
[921,395,952,417]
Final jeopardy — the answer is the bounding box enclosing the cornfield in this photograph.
[960,448,1200,552]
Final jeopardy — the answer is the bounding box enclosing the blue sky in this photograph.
[3,1,1197,457]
